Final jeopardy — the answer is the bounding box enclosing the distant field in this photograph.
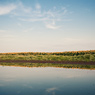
[0,50,95,62]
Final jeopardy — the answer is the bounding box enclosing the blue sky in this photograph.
[0,0,95,53]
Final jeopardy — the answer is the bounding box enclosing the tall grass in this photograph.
[0,50,95,62]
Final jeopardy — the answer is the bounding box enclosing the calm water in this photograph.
[0,66,95,95]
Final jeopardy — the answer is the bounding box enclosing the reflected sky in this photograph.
[0,66,95,95]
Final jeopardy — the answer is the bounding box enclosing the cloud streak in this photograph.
[35,3,41,10]
[18,2,32,13]
[46,23,61,29]
[0,2,71,30]
[0,4,16,15]
[18,3,68,29]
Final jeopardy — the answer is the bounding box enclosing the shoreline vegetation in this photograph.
[0,50,95,69]
[0,63,95,70]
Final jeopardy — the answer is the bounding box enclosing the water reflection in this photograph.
[0,66,95,95]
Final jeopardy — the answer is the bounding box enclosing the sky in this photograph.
[0,0,95,53]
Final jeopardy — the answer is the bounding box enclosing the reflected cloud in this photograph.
[0,66,95,95]
[46,87,58,92]
[23,84,33,89]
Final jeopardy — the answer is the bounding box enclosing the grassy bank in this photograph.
[0,62,95,69]
[0,50,95,62]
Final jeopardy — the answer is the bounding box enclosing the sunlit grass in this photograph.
[0,50,95,62]
[0,54,95,62]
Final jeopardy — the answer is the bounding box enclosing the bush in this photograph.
[84,54,90,59]
[90,55,95,61]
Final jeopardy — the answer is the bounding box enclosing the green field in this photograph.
[0,50,95,62]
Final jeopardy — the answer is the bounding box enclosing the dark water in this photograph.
[0,66,95,95]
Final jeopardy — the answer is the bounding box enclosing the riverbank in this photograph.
[0,50,95,69]
[0,60,95,65]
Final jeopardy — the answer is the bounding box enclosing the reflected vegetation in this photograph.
[0,62,95,69]
[0,66,95,95]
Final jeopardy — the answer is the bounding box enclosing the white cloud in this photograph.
[61,7,67,15]
[35,3,41,10]
[0,2,71,30]
[45,19,61,30]
[0,4,16,15]
[10,2,32,16]
[24,8,31,13]
[46,24,61,30]
[18,2,32,13]
[46,10,55,17]
[19,17,48,22]
[17,3,70,30]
